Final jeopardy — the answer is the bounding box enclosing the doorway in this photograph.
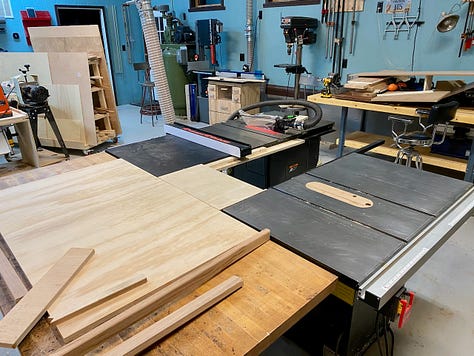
[55,5,117,103]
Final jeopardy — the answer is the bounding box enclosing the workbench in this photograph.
[307,95,474,182]
[0,152,337,355]
[0,108,39,168]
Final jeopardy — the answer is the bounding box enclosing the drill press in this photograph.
[277,16,318,99]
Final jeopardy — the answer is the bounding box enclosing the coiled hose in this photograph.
[227,99,323,130]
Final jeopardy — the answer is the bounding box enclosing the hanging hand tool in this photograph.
[459,1,473,56]
[349,0,357,54]
[322,0,328,23]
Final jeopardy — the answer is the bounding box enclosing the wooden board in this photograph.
[0,52,53,85]
[102,276,243,356]
[160,164,262,209]
[341,131,468,172]
[140,241,337,355]
[0,159,258,342]
[0,249,28,302]
[306,94,474,126]
[371,90,451,103]
[52,230,269,356]
[0,248,94,348]
[50,274,148,325]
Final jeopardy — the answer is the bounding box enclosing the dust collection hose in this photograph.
[134,0,176,124]
[227,100,323,130]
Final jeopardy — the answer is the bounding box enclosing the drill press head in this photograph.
[280,16,318,54]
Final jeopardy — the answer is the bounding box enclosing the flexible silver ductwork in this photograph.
[134,0,175,124]
[245,0,254,72]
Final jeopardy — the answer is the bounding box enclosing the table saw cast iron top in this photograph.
[225,153,474,308]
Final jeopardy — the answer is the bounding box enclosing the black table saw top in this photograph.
[224,154,473,287]
[198,119,334,149]
[106,134,228,176]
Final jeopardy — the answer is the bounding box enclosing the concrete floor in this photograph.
[0,105,472,355]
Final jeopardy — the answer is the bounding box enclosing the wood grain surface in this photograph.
[0,248,94,348]
[103,276,243,356]
[160,164,262,209]
[306,181,374,208]
[0,249,28,302]
[0,159,258,342]
[52,230,269,356]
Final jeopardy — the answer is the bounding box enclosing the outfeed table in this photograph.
[307,95,474,182]
[0,108,39,168]
[0,152,337,355]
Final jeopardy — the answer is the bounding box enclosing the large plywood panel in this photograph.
[160,164,262,209]
[47,52,96,145]
[45,84,86,144]
[0,52,52,85]
[0,159,257,341]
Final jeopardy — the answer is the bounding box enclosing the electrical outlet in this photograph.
[240,53,245,61]
[258,10,263,20]
[377,2,383,13]
[342,59,348,69]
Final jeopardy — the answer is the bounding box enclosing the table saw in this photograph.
[225,153,474,355]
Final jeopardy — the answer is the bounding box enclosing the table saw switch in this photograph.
[398,291,415,328]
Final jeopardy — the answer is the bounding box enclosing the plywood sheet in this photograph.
[45,84,86,144]
[0,52,53,85]
[0,159,257,341]
[160,164,262,209]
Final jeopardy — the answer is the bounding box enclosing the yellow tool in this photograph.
[321,77,333,98]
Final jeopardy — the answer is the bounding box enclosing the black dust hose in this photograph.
[227,99,323,130]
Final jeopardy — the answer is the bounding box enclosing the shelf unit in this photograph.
[89,56,115,144]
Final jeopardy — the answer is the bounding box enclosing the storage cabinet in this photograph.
[207,77,265,125]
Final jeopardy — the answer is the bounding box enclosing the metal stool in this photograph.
[133,62,161,127]
[389,101,459,170]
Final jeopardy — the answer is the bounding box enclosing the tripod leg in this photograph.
[28,110,42,149]
[44,106,69,159]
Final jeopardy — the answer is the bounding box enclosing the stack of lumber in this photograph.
[0,159,265,349]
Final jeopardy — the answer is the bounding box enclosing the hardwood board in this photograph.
[0,159,258,341]
[0,249,28,302]
[50,274,147,325]
[102,276,243,356]
[141,241,337,355]
[0,248,94,348]
[160,164,262,209]
[51,229,269,355]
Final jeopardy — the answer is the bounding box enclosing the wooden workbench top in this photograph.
[0,152,337,355]
[307,94,474,126]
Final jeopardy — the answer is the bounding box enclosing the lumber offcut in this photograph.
[52,229,269,356]
[0,248,94,348]
[0,249,28,302]
[103,275,243,356]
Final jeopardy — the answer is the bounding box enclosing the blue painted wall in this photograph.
[172,0,473,86]
[0,0,145,105]
[1,0,472,104]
